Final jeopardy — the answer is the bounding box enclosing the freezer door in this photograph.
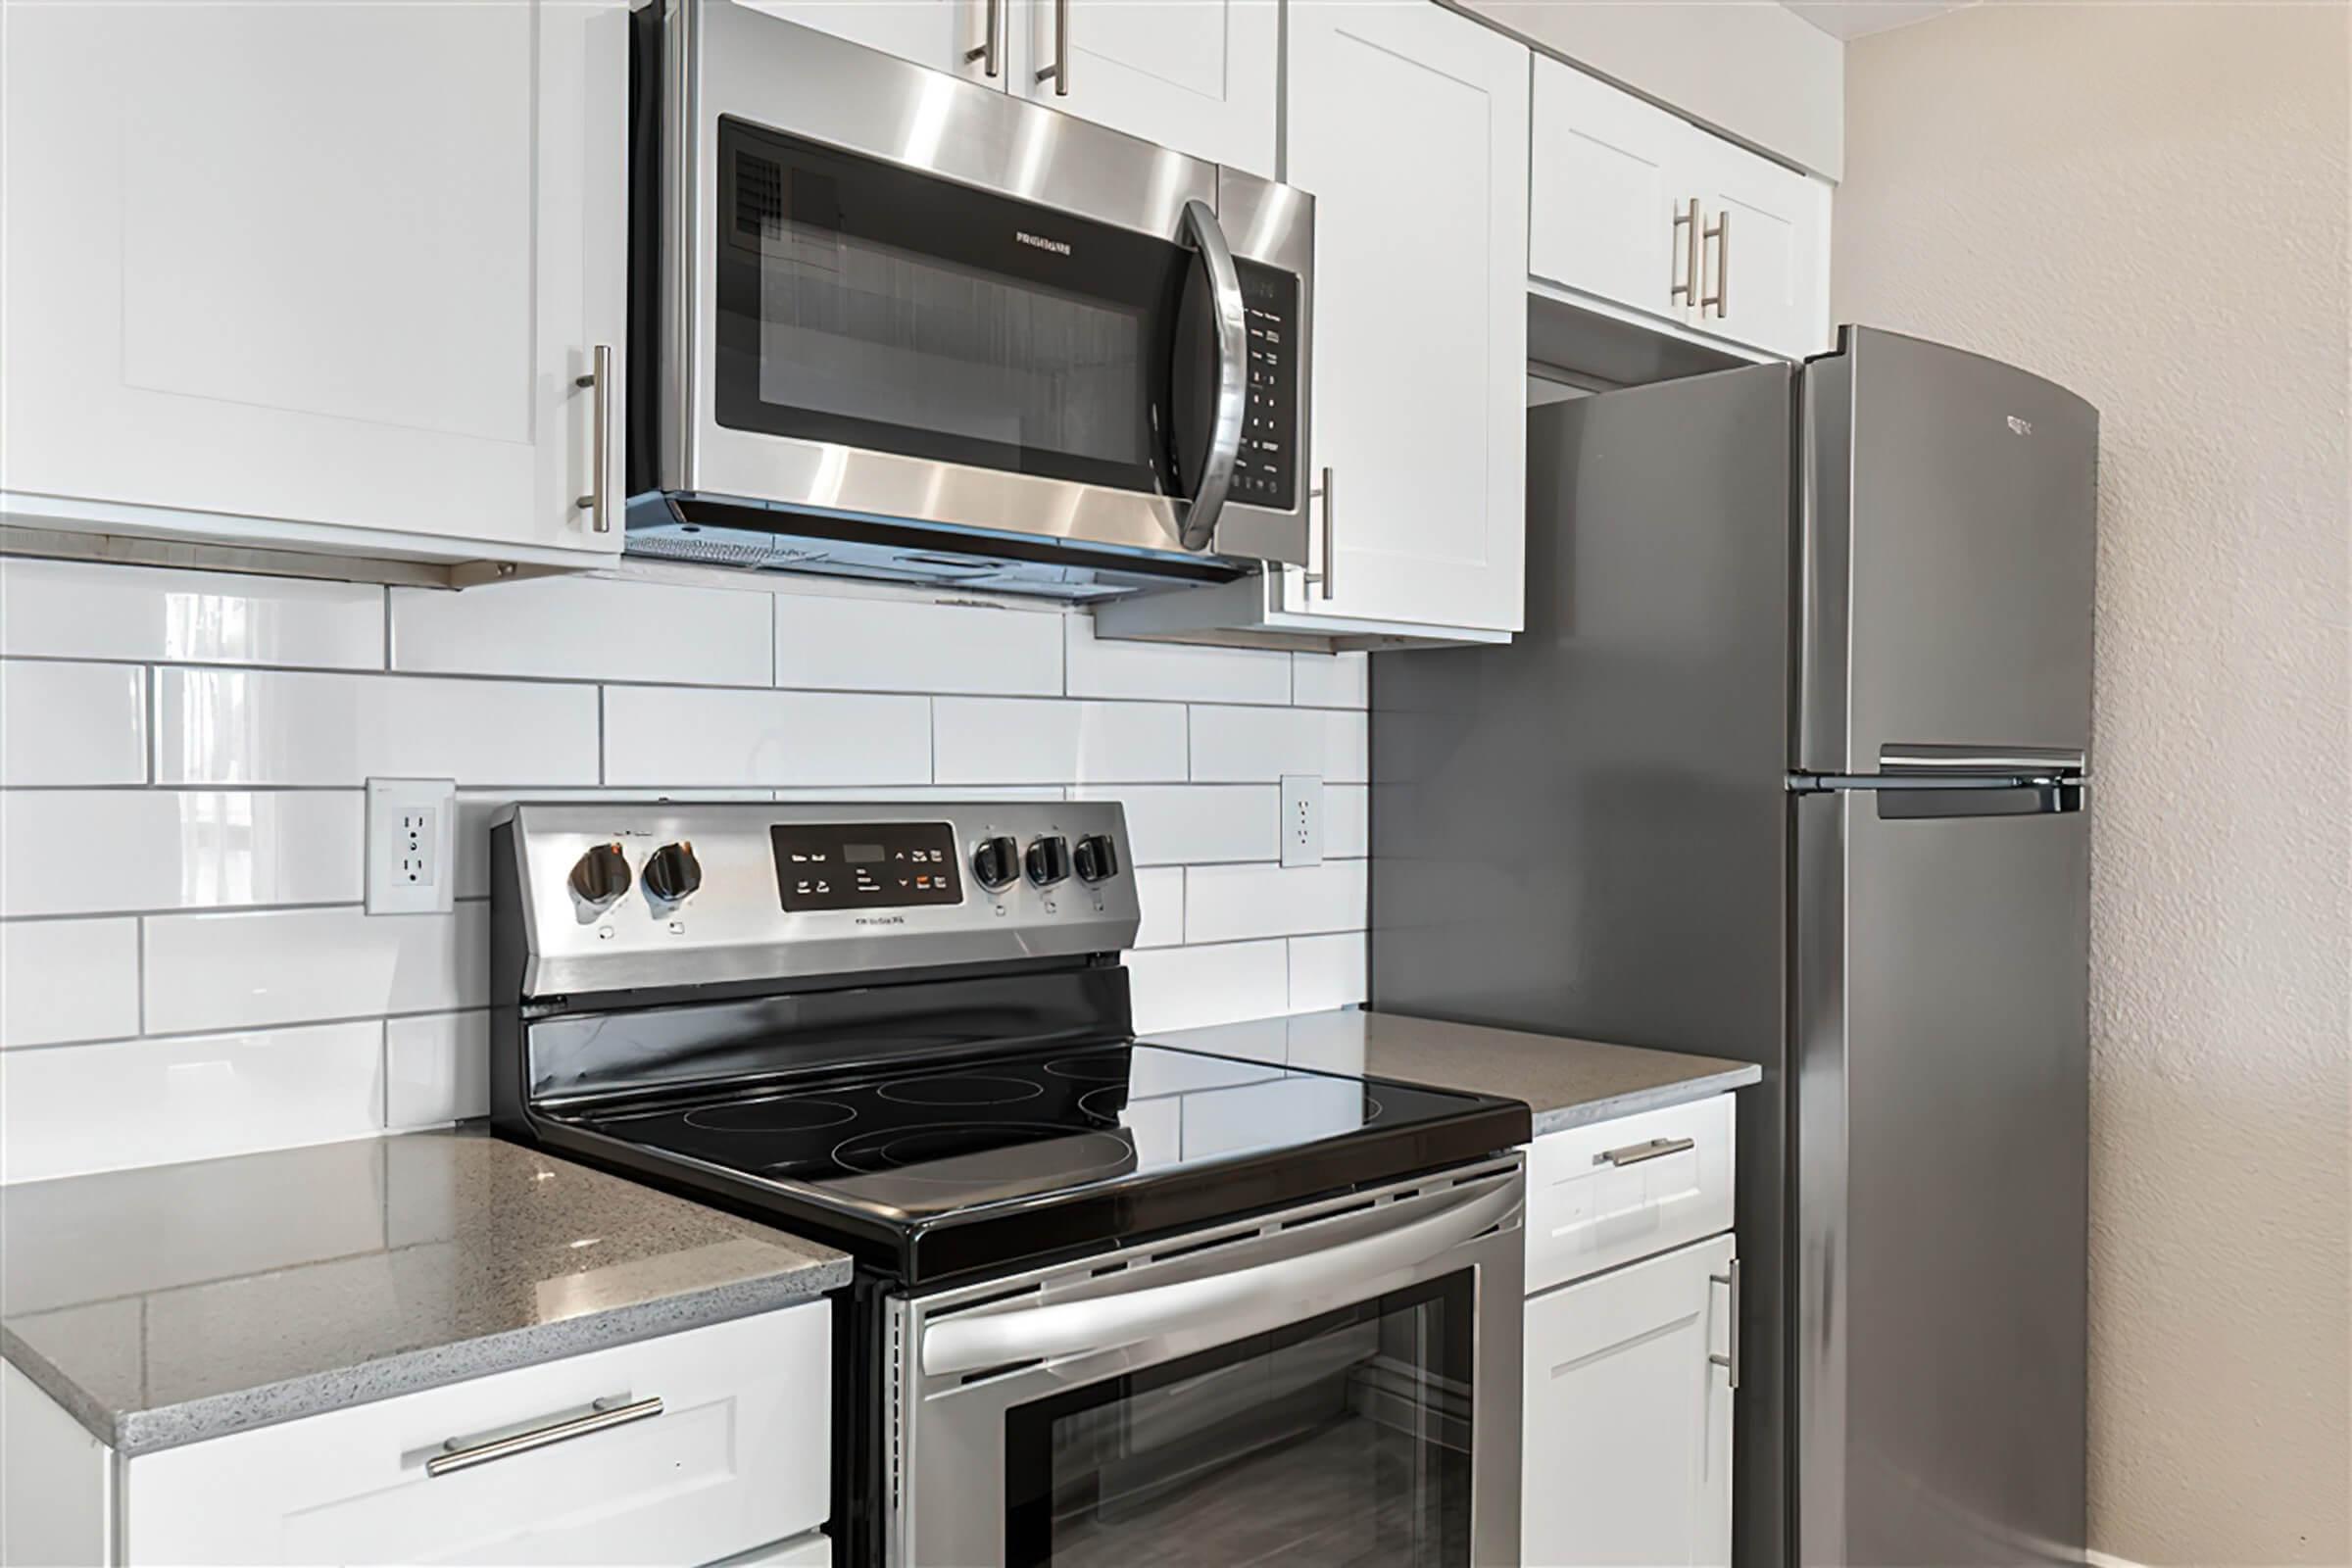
[1799,328,2097,774]
[1792,787,2087,1566]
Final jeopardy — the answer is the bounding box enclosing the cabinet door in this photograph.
[1690,135,1832,361]
[1012,0,1277,175]
[1529,55,1699,323]
[744,0,999,83]
[1286,2,1529,634]
[1523,1233,1735,1568]
[0,0,625,558]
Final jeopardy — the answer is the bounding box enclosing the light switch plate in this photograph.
[366,777,457,914]
[1281,774,1323,867]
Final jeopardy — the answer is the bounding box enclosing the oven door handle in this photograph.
[1175,197,1248,554]
[920,1180,1518,1377]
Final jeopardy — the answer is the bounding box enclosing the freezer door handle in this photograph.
[1879,744,2085,776]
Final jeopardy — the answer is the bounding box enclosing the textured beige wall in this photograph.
[1832,7,2351,1563]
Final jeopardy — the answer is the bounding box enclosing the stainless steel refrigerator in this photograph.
[1369,326,2093,1566]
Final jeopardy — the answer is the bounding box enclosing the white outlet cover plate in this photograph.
[366,777,457,915]
[1281,774,1324,868]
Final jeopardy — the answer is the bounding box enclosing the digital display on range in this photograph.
[770,822,962,911]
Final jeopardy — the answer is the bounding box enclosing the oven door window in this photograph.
[1004,1276,1475,1567]
[715,119,1190,497]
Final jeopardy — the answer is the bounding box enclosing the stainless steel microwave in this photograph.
[625,0,1315,601]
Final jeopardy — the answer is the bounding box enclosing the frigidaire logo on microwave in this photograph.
[1015,230,1072,256]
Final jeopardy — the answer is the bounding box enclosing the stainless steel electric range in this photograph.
[489,801,1529,1568]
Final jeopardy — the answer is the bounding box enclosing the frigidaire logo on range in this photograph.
[1015,230,1072,256]
[856,915,907,927]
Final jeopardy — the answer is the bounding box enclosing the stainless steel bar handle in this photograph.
[1880,744,2087,776]
[1596,1136,1694,1166]
[922,1180,1519,1376]
[1035,0,1068,94]
[964,0,1001,76]
[425,1394,662,1477]
[1700,211,1729,318]
[1175,198,1246,553]
[573,344,613,533]
[1670,198,1699,308]
[1710,1259,1741,1390]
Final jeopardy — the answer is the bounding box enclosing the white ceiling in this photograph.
[1781,1,1972,39]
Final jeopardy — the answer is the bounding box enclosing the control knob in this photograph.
[1024,835,1071,888]
[971,835,1020,892]
[1072,833,1120,884]
[567,843,631,907]
[642,841,702,905]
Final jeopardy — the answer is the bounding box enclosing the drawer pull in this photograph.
[425,1394,663,1477]
[1595,1136,1694,1167]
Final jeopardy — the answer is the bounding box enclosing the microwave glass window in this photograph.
[715,120,1189,497]
[1003,1276,1475,1567]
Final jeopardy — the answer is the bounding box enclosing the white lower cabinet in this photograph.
[1522,1234,1737,1568]
[120,1305,831,1567]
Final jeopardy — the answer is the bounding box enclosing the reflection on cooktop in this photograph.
[576,1041,1468,1220]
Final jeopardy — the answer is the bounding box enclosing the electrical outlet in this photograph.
[1280,774,1323,867]
[367,778,457,915]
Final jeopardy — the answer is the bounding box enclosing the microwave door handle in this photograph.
[920,1178,1519,1376]
[1175,197,1247,553]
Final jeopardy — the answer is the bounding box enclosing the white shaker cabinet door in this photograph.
[1522,1233,1736,1568]
[0,0,626,559]
[1012,0,1278,176]
[742,0,1002,84]
[1688,132,1834,362]
[1529,54,1699,324]
[1285,1,1530,634]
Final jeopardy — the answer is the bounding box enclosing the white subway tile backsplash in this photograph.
[152,669,600,786]
[777,593,1062,696]
[0,1023,383,1182]
[1291,652,1369,709]
[1183,860,1367,943]
[1133,866,1185,949]
[1190,704,1368,783]
[385,1009,490,1128]
[1125,940,1291,1034]
[0,790,362,916]
[1289,933,1368,1012]
[144,904,488,1035]
[0,662,147,785]
[1071,784,1277,865]
[0,918,140,1048]
[934,699,1187,785]
[1064,615,1290,705]
[1327,785,1369,858]
[604,686,931,787]
[0,559,384,669]
[391,576,771,686]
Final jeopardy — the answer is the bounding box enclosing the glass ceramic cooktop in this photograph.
[573,1041,1491,1220]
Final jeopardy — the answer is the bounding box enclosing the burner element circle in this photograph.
[832,1122,1134,1181]
[683,1098,858,1134]
[875,1074,1046,1108]
[1076,1086,1131,1125]
[1043,1054,1131,1083]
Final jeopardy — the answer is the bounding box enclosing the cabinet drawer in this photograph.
[123,1305,830,1567]
[1525,1094,1735,1294]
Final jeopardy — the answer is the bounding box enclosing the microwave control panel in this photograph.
[1233,260,1300,512]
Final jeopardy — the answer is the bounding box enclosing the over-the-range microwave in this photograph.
[625,0,1314,601]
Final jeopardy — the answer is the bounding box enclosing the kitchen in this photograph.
[0,2,2343,1566]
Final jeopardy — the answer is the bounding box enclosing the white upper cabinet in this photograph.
[1014,0,1277,176]
[745,0,997,85]
[0,0,629,564]
[1529,54,1830,362]
[1284,1,1530,635]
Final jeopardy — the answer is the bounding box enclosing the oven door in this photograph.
[667,0,1310,565]
[890,1161,1524,1568]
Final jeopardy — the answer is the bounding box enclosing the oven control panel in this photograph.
[1233,260,1300,512]
[500,801,1140,996]
[771,821,961,910]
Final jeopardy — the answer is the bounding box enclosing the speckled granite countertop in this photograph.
[1149,1009,1760,1137]
[0,1129,849,1455]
